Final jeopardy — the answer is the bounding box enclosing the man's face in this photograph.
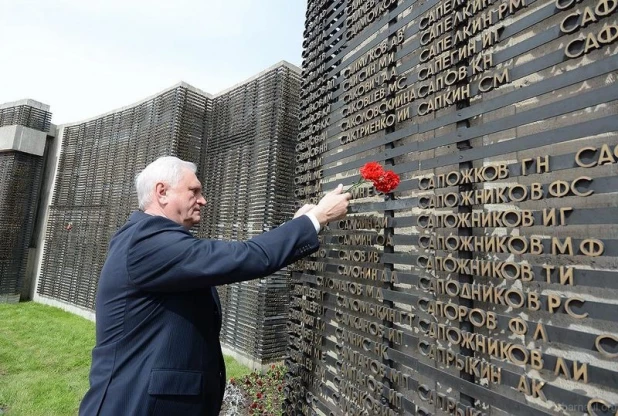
[164,169,206,229]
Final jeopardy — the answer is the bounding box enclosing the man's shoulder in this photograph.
[128,211,186,230]
[113,211,188,242]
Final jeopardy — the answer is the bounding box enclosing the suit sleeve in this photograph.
[126,215,319,291]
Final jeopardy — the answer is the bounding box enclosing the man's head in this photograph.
[135,156,206,229]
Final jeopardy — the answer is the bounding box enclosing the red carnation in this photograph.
[374,170,400,193]
[359,162,384,181]
[347,161,400,195]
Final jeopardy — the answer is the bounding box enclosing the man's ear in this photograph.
[154,182,167,204]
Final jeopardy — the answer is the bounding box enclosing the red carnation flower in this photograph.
[251,402,258,409]
[347,161,400,195]
[374,170,400,193]
[359,161,384,181]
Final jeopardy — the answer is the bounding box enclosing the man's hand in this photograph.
[294,204,316,218]
[309,184,351,227]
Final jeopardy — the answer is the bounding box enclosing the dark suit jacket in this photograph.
[79,211,318,416]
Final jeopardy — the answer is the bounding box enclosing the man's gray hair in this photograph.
[135,156,197,210]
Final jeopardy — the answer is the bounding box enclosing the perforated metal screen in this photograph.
[200,65,302,363]
[0,149,45,302]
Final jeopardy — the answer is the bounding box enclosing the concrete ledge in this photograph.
[221,343,283,372]
[0,125,47,156]
[0,294,20,303]
[33,294,96,322]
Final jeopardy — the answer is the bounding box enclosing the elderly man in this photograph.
[79,156,350,415]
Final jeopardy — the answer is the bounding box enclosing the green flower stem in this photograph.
[346,178,367,193]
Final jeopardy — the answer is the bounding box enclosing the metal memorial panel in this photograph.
[37,86,210,309]
[199,65,302,363]
[0,151,45,302]
[287,0,617,414]
[0,103,51,132]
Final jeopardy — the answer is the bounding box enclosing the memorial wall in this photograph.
[287,0,617,414]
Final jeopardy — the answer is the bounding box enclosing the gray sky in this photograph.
[0,0,307,124]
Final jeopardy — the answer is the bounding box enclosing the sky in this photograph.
[0,0,307,124]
